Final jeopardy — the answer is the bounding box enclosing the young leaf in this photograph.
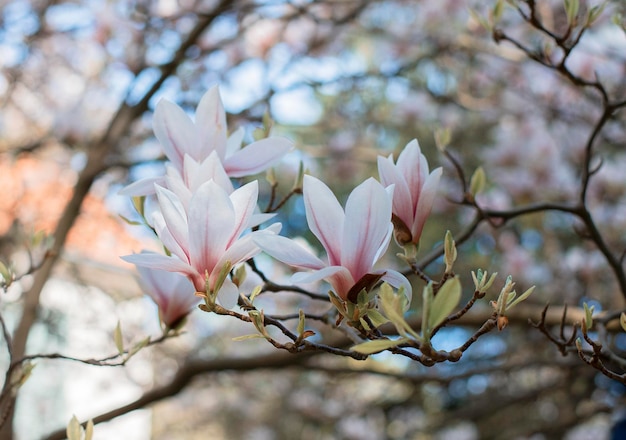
[583,302,594,331]
[297,309,306,336]
[352,338,409,355]
[428,277,462,331]
[621,312,626,332]
[443,230,457,273]
[66,416,82,440]
[506,285,535,310]
[469,166,486,198]
[85,420,94,440]
[114,321,124,355]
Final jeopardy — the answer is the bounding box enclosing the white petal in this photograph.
[411,167,442,242]
[225,127,245,157]
[196,86,228,160]
[118,176,164,197]
[254,234,325,269]
[303,175,344,266]
[223,137,293,177]
[155,185,189,254]
[122,252,197,276]
[188,180,235,272]
[228,181,259,247]
[217,277,240,309]
[342,178,392,280]
[153,99,198,170]
[378,155,413,229]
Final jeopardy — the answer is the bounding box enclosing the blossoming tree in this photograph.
[0,0,625,439]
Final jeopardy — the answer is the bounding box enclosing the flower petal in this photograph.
[217,277,240,309]
[118,176,165,197]
[303,175,344,266]
[122,251,197,277]
[254,234,325,269]
[292,266,355,300]
[153,99,198,170]
[342,178,392,280]
[155,185,189,254]
[195,86,228,160]
[411,167,442,243]
[228,181,259,247]
[225,127,245,158]
[188,180,235,273]
[378,155,413,230]
[223,137,293,177]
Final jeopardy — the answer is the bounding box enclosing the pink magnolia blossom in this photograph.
[120,85,292,197]
[122,179,280,308]
[136,266,199,329]
[254,175,412,303]
[154,85,292,176]
[377,139,442,246]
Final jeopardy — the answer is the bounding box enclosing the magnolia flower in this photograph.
[156,85,292,176]
[120,150,234,198]
[136,266,199,329]
[254,175,412,303]
[377,139,442,246]
[122,179,281,308]
[120,85,293,197]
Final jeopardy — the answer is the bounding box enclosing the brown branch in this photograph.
[42,350,313,440]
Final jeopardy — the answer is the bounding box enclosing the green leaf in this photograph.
[469,167,486,198]
[443,230,457,273]
[428,277,462,330]
[297,309,306,336]
[366,309,389,328]
[379,284,420,340]
[506,285,535,310]
[621,313,626,333]
[114,321,124,355]
[583,302,595,331]
[66,416,82,440]
[352,338,410,355]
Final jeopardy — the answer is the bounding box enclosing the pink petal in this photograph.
[378,155,413,230]
[254,234,325,270]
[411,167,442,243]
[155,185,189,255]
[195,86,228,160]
[153,212,189,263]
[122,252,198,277]
[223,137,293,177]
[292,266,355,300]
[185,152,233,193]
[225,127,245,158]
[228,181,259,247]
[342,178,392,280]
[303,175,344,266]
[188,180,235,274]
[118,176,165,197]
[217,277,240,309]
[153,99,198,170]
[397,140,427,200]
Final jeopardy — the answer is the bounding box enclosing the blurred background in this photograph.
[1,0,626,438]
